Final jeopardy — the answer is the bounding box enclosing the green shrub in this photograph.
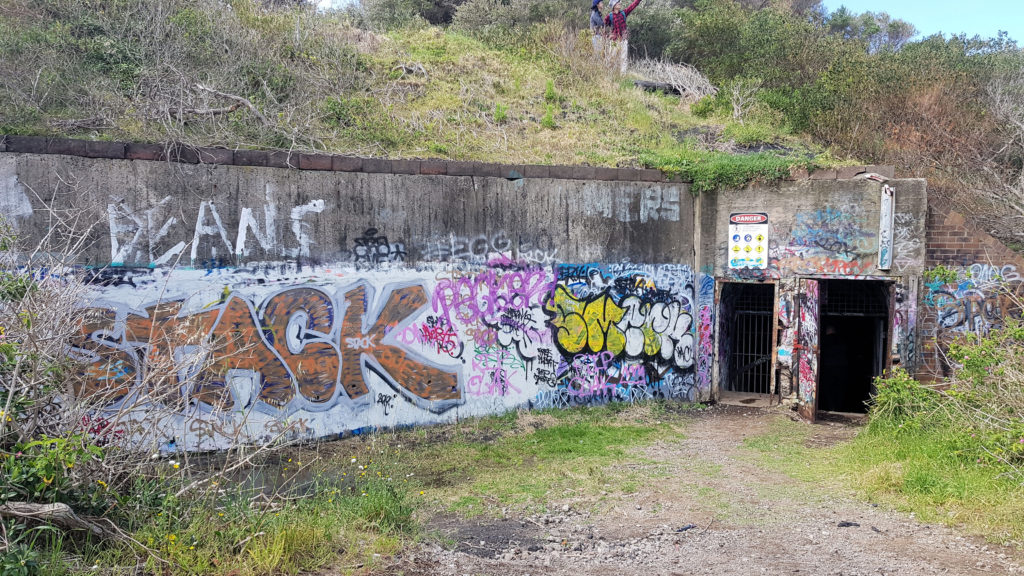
[0,436,104,505]
[867,367,939,432]
[689,94,717,118]
[362,0,427,31]
[168,7,219,63]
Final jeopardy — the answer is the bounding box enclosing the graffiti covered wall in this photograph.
[2,150,704,450]
[708,180,927,282]
[704,178,928,401]
[0,143,933,445]
[69,262,702,451]
[917,203,1024,379]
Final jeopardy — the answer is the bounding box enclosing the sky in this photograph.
[820,0,1024,42]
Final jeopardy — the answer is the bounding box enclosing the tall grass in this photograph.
[745,349,1024,544]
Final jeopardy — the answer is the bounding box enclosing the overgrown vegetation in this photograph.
[3,0,1024,200]
[0,0,835,192]
[394,402,691,513]
[0,220,418,576]
[744,331,1024,544]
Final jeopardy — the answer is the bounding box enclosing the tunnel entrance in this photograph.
[720,282,776,396]
[817,279,891,414]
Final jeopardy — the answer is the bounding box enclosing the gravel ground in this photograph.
[373,405,1024,576]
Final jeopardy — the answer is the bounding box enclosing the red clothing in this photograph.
[605,0,642,40]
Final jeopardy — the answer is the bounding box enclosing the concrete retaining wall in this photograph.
[0,138,930,449]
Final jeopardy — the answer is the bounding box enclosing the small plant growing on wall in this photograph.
[923,264,959,285]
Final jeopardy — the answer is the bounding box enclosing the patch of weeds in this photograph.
[544,79,563,104]
[722,119,786,146]
[923,264,959,285]
[493,102,508,124]
[322,96,416,148]
[695,462,724,479]
[349,478,416,534]
[741,404,1024,543]
[450,495,484,516]
[741,417,813,466]
[640,143,819,194]
[541,104,557,129]
[392,404,683,513]
[474,410,519,432]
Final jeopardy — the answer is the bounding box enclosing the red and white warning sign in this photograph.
[728,212,769,269]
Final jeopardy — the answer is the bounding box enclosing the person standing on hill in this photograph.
[590,0,607,55]
[604,0,642,73]
[590,0,606,33]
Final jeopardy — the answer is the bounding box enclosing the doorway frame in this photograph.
[796,277,897,421]
[715,279,780,405]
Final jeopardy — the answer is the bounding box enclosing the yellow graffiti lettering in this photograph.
[548,286,625,355]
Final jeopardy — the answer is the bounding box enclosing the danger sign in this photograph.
[728,213,769,270]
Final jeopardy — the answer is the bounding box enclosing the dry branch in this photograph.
[629,58,718,102]
[174,103,243,119]
[195,84,271,126]
[0,502,123,540]
[48,116,115,131]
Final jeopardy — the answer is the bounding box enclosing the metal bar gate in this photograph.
[729,309,773,394]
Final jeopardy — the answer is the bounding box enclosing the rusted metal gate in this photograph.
[726,283,775,395]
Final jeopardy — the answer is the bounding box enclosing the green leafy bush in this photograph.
[868,367,939,432]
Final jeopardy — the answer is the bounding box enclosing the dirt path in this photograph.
[380,406,1023,576]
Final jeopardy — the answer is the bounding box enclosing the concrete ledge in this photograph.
[169,147,201,164]
[7,136,50,154]
[332,156,362,172]
[503,166,525,180]
[446,162,475,176]
[235,150,267,167]
[391,159,420,175]
[521,165,550,179]
[637,169,662,182]
[266,151,295,169]
[362,158,392,173]
[299,153,332,171]
[474,163,501,178]
[0,135,896,185]
[571,166,597,180]
[419,160,447,176]
[126,143,164,161]
[197,147,233,165]
[549,165,574,179]
[85,141,126,159]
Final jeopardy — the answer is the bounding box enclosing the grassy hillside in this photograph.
[2,0,1022,211]
[0,0,829,191]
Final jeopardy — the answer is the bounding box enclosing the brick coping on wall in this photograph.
[0,135,895,184]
